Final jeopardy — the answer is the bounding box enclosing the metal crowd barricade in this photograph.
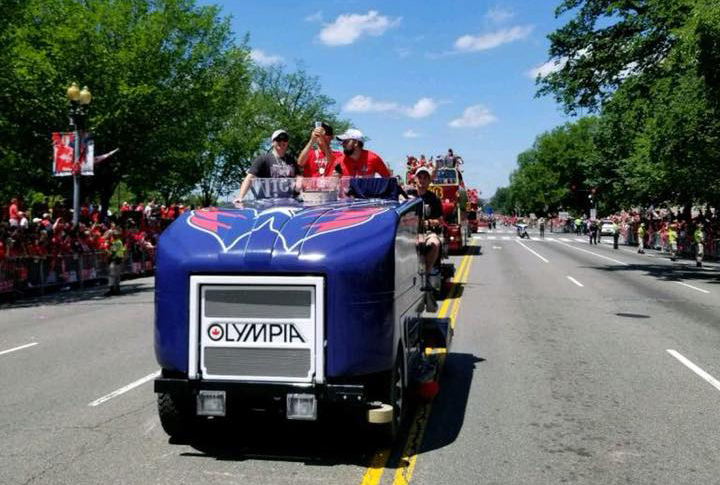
[0,258,16,294]
[0,248,156,299]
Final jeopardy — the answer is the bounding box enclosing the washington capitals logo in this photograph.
[187,206,388,253]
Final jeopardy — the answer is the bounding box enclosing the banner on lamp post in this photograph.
[52,132,94,176]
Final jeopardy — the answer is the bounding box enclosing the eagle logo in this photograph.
[187,205,389,253]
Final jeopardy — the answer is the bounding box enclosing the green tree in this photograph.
[498,117,600,215]
[252,64,349,158]
[537,0,720,214]
[537,0,693,114]
[0,0,253,213]
[488,186,513,214]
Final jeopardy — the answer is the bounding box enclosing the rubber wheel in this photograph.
[378,351,406,445]
[157,392,196,439]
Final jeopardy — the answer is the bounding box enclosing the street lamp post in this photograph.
[66,82,92,226]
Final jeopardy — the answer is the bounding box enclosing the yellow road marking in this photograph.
[391,243,475,485]
[360,448,390,485]
[437,251,469,317]
[449,251,473,328]
[359,244,475,485]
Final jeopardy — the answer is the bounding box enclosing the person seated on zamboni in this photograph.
[234,129,301,204]
[414,166,443,284]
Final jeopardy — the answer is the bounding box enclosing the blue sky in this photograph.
[204,0,575,199]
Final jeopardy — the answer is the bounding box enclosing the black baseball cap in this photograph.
[320,122,334,136]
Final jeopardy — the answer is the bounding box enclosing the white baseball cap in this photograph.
[271,129,289,142]
[336,128,364,142]
[415,166,432,177]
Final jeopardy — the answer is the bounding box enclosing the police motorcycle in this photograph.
[516,222,530,239]
[153,176,453,444]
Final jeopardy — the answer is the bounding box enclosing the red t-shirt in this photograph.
[303,148,343,177]
[332,150,390,178]
[8,203,18,221]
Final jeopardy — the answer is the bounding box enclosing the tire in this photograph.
[157,392,196,439]
[378,350,406,445]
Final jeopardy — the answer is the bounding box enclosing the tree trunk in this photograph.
[99,182,117,223]
[683,202,692,223]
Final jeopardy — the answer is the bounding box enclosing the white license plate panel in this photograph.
[188,275,325,383]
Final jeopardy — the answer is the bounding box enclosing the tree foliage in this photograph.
[0,0,345,211]
[494,0,720,216]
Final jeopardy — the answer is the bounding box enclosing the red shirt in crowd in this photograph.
[332,150,390,178]
[8,202,18,222]
[303,148,343,177]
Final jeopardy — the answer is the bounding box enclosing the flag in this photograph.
[52,132,95,176]
[52,132,74,176]
[94,148,119,164]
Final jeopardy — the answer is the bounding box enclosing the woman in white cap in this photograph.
[235,129,300,202]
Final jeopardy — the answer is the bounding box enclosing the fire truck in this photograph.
[430,167,469,253]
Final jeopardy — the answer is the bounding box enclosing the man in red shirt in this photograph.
[298,122,342,177]
[332,129,390,177]
[8,198,19,226]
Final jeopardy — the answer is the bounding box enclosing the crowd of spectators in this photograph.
[550,207,719,258]
[0,198,188,261]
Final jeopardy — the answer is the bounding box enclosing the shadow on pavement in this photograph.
[463,245,483,256]
[174,353,484,467]
[416,353,485,453]
[0,280,154,309]
[592,263,720,286]
[177,412,382,466]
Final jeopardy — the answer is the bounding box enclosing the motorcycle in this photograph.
[516,223,530,239]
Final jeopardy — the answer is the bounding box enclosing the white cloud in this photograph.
[406,97,437,118]
[319,10,401,46]
[486,7,515,24]
[403,129,420,138]
[454,25,533,52]
[344,95,399,113]
[526,48,590,79]
[526,58,567,79]
[250,49,284,66]
[449,104,497,128]
[344,95,437,119]
[305,10,323,22]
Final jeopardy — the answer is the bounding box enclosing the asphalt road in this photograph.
[1,227,719,485]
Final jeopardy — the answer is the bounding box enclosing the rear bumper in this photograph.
[154,376,367,415]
